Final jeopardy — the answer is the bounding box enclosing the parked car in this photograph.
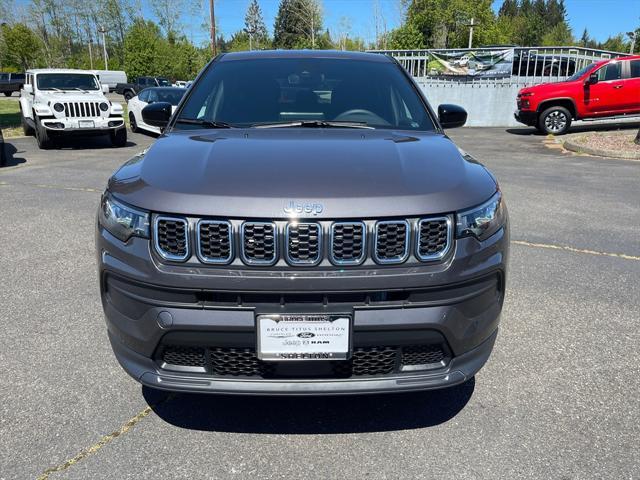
[19,69,126,149]
[128,87,186,135]
[115,76,171,101]
[0,128,4,167]
[515,55,640,134]
[0,72,25,97]
[173,80,188,88]
[97,50,509,395]
[92,70,127,92]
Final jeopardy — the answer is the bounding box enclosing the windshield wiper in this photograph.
[71,87,89,93]
[175,118,235,129]
[254,120,374,129]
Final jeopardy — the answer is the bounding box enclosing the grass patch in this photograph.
[0,99,22,138]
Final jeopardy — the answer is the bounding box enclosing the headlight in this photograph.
[99,102,110,112]
[99,194,149,242]
[456,191,507,241]
[53,102,64,113]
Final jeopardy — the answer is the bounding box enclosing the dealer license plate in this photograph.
[78,120,95,128]
[257,314,351,361]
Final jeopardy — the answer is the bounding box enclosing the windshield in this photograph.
[176,57,435,130]
[566,63,595,82]
[37,73,100,91]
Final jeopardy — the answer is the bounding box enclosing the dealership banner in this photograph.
[427,49,514,78]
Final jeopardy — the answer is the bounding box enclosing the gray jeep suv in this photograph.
[97,51,509,395]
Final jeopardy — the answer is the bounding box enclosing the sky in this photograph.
[174,0,640,46]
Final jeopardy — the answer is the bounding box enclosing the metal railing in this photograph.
[370,46,628,85]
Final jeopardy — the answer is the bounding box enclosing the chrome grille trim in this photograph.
[240,221,278,266]
[63,101,101,118]
[329,221,367,265]
[415,216,453,262]
[373,220,410,265]
[153,216,190,262]
[285,222,322,266]
[196,220,234,265]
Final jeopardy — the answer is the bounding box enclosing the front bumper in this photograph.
[514,110,537,126]
[98,225,508,395]
[41,117,125,133]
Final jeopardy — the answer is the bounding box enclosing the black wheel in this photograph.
[129,112,138,133]
[3,92,11,97]
[110,128,127,147]
[21,112,35,136]
[538,106,572,135]
[0,142,6,167]
[124,91,133,102]
[35,118,53,149]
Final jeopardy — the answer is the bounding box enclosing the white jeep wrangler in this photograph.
[20,69,126,149]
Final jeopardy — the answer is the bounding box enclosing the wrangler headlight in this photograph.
[456,191,507,241]
[99,193,149,242]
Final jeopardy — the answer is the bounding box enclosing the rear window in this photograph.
[176,57,435,131]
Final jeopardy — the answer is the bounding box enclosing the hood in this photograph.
[109,129,497,219]
[37,91,106,103]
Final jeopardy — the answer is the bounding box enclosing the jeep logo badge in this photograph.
[284,200,324,217]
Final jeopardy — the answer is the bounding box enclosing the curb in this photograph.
[563,136,640,160]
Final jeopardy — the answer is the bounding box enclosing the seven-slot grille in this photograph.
[241,222,277,265]
[374,220,410,264]
[286,223,321,265]
[330,222,366,265]
[63,101,101,118]
[153,215,453,266]
[197,220,233,264]
[154,217,189,261]
[416,217,451,261]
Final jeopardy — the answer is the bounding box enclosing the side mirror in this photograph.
[438,104,467,129]
[142,101,172,128]
[586,73,598,85]
[23,84,33,94]
[102,84,109,93]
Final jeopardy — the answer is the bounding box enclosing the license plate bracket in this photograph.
[256,314,351,361]
[78,120,95,129]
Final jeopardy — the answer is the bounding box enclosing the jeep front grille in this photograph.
[154,216,189,261]
[330,222,366,265]
[241,222,277,265]
[152,215,453,266]
[285,222,321,265]
[63,101,101,118]
[197,220,233,264]
[374,220,410,264]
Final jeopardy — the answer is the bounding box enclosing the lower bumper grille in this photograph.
[159,343,449,378]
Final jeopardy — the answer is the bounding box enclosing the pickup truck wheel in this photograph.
[3,92,11,97]
[129,113,139,133]
[110,128,127,147]
[21,113,35,136]
[124,91,133,102]
[35,118,53,149]
[539,106,572,135]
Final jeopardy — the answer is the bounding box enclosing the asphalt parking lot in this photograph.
[1,126,638,479]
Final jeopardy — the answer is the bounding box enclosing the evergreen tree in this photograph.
[244,0,269,49]
[273,0,322,49]
[498,0,519,18]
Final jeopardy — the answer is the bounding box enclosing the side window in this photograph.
[596,62,622,81]
[147,90,158,103]
[138,89,149,102]
[630,60,640,79]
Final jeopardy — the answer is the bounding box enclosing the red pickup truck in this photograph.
[515,55,640,134]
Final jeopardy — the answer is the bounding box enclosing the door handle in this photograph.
[613,85,624,89]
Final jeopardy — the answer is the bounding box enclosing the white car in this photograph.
[19,69,126,149]
[127,87,186,135]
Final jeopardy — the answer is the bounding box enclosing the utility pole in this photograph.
[88,39,94,69]
[628,31,637,55]
[98,26,108,70]
[209,0,217,56]
[467,18,479,49]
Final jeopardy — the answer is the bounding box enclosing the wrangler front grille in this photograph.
[63,101,101,118]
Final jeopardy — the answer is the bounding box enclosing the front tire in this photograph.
[124,91,133,102]
[539,106,572,135]
[4,92,11,97]
[35,118,53,149]
[110,128,127,147]
[129,112,139,133]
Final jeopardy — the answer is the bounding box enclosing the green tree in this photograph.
[0,23,43,70]
[244,0,269,49]
[273,0,322,49]
[123,19,166,79]
[599,33,629,53]
[389,23,425,49]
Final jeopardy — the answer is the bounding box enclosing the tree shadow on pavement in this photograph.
[143,377,475,434]
[507,121,640,136]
